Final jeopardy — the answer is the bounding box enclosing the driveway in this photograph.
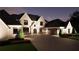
[30,35,79,51]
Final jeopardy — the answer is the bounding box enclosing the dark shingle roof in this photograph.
[9,14,21,25]
[45,19,65,27]
[28,14,47,22]
[28,14,40,21]
[0,10,47,25]
[17,13,40,21]
[0,10,21,25]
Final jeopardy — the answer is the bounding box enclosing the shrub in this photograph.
[18,29,24,39]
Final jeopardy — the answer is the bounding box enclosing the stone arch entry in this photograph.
[33,29,37,34]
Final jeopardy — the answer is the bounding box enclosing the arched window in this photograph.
[33,29,37,34]
[24,20,28,25]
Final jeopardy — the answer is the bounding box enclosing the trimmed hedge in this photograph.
[60,34,79,40]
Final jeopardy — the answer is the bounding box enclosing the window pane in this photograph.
[13,29,18,34]
[40,22,43,26]
[24,20,28,25]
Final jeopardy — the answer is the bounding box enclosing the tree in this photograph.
[72,28,77,34]
[69,11,79,33]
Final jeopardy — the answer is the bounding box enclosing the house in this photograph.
[0,10,46,39]
[0,10,77,40]
[19,13,46,35]
[45,19,76,36]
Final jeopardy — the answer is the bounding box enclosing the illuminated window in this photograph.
[40,21,43,26]
[24,20,28,25]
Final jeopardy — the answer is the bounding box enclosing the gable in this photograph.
[20,13,32,21]
[19,13,32,25]
[38,16,46,22]
[66,21,73,29]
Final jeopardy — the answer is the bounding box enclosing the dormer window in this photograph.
[24,20,28,25]
[40,21,43,26]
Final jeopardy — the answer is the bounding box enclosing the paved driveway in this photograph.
[30,35,79,51]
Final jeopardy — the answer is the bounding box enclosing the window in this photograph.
[34,25,36,27]
[40,21,43,26]
[33,29,37,34]
[24,20,28,25]
[13,29,18,34]
[23,27,29,32]
[68,29,70,34]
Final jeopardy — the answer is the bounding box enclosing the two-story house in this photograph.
[19,13,46,35]
[0,10,46,39]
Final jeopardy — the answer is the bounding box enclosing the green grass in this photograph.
[0,43,37,51]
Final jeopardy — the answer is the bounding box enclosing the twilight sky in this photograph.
[0,7,79,21]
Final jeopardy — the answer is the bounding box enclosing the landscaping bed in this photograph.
[0,38,37,51]
[60,34,79,40]
[0,38,30,46]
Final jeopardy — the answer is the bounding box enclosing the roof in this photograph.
[17,13,40,21]
[28,14,40,21]
[19,13,47,22]
[0,10,47,25]
[45,19,65,27]
[0,10,21,25]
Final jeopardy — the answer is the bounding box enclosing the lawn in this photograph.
[0,40,37,51]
